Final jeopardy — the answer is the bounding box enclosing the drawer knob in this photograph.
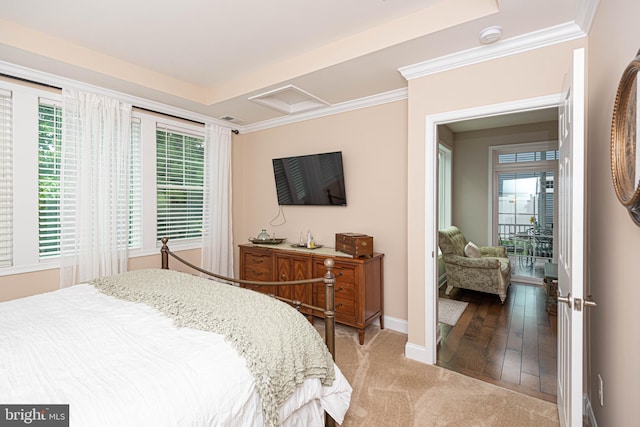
[337,286,344,292]
[251,270,263,276]
[337,271,344,277]
[336,302,343,308]
[281,274,287,281]
[252,258,264,263]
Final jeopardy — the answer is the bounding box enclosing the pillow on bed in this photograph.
[464,242,481,258]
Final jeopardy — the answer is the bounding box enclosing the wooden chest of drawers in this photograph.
[241,245,276,295]
[239,244,384,344]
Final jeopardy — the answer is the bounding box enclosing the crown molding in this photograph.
[238,87,408,134]
[398,21,586,81]
[576,0,600,34]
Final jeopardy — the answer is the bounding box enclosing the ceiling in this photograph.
[0,0,588,131]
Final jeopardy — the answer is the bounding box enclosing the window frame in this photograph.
[155,122,206,245]
[490,141,558,249]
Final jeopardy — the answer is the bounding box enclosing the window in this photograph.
[0,90,12,267]
[37,101,143,258]
[493,143,558,271]
[438,143,452,231]
[38,100,62,258]
[156,125,204,241]
[0,76,212,275]
[129,118,142,249]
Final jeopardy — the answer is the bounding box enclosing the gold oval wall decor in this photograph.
[611,50,640,224]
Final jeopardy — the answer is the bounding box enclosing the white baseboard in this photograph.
[404,342,434,364]
[583,393,598,427]
[374,316,436,364]
[372,314,407,334]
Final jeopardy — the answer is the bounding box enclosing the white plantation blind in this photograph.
[0,89,12,267]
[39,101,142,258]
[156,125,204,241]
[38,100,63,258]
[129,118,142,249]
[498,150,559,164]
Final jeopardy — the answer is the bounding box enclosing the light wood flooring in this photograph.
[437,282,558,402]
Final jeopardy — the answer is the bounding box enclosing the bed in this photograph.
[0,239,351,427]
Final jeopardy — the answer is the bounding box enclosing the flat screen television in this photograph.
[272,151,347,206]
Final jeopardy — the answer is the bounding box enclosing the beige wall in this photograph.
[232,100,408,322]
[406,39,585,346]
[0,269,59,301]
[586,0,640,424]
[451,121,558,246]
[0,249,201,301]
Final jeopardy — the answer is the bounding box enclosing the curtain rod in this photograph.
[0,72,239,134]
[134,106,239,134]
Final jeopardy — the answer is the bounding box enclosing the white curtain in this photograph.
[59,88,132,287]
[201,123,233,276]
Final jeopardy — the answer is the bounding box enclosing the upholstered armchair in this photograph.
[438,226,512,303]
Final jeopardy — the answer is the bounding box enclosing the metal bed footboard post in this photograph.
[160,238,338,426]
[322,258,336,361]
[161,237,170,270]
[322,259,336,427]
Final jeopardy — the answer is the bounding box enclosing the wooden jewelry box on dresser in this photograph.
[239,243,384,345]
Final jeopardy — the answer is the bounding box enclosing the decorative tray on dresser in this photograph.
[239,243,384,345]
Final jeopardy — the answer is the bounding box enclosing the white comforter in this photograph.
[0,284,351,426]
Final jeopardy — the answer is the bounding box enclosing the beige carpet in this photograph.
[319,322,560,427]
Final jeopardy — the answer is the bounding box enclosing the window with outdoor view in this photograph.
[494,144,557,278]
[156,126,205,242]
[0,79,213,275]
[38,101,62,258]
[37,102,142,258]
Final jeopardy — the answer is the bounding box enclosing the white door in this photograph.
[556,47,586,427]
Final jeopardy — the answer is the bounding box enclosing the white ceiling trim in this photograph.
[239,87,408,134]
[576,0,600,34]
[430,93,562,126]
[0,60,233,129]
[398,21,586,81]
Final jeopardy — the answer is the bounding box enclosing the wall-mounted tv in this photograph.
[272,151,347,206]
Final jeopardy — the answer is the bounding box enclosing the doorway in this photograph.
[427,97,558,398]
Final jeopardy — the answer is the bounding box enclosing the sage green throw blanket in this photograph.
[90,269,335,427]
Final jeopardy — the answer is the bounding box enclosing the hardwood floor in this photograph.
[437,282,557,402]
